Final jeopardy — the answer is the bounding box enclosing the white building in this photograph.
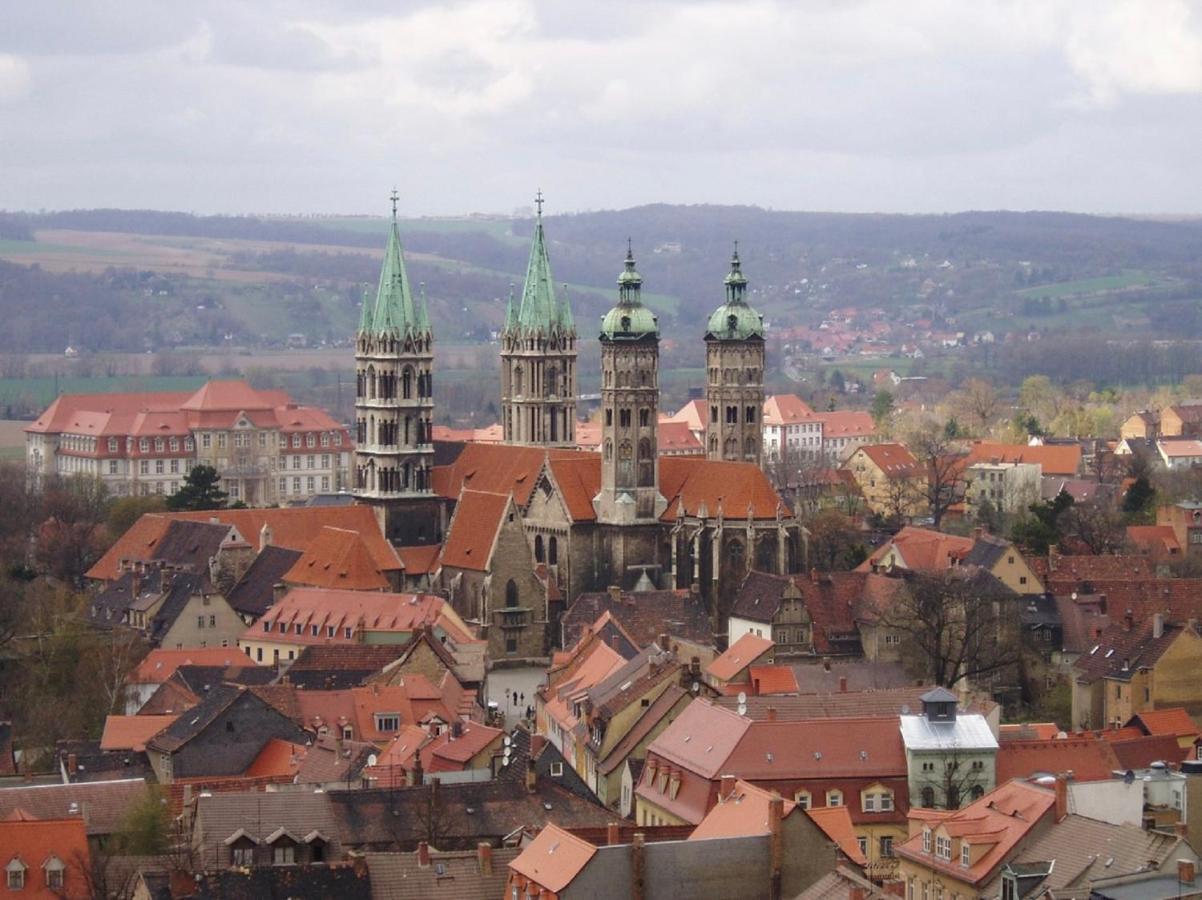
[964,461,1041,516]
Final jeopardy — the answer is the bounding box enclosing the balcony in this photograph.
[494,607,533,630]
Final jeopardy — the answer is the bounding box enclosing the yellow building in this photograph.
[845,444,926,521]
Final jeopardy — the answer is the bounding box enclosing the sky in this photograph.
[3,0,1202,217]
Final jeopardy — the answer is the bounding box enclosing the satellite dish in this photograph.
[737,691,747,705]
[901,704,911,715]
[367,754,378,767]
[737,703,748,717]
[503,736,512,748]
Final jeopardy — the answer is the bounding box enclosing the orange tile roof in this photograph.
[707,634,775,682]
[508,822,597,894]
[0,816,90,899]
[999,723,1062,741]
[282,526,393,590]
[441,490,512,572]
[965,441,1081,477]
[245,587,477,648]
[747,665,800,696]
[24,390,194,434]
[396,544,442,575]
[419,721,504,772]
[807,805,869,866]
[763,394,816,426]
[814,410,876,438]
[689,778,797,842]
[433,442,579,507]
[89,506,399,582]
[859,526,975,574]
[180,380,278,411]
[362,724,430,785]
[99,715,179,752]
[296,679,461,743]
[853,443,921,477]
[996,738,1120,783]
[245,737,306,779]
[658,456,784,521]
[130,648,258,684]
[895,781,1056,887]
[664,399,708,431]
[658,420,703,453]
[1132,707,1199,738]
[1126,525,1181,556]
[542,640,629,739]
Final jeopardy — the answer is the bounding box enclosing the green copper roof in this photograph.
[600,245,659,340]
[358,284,372,333]
[705,248,764,341]
[503,284,518,332]
[364,207,430,339]
[510,206,574,336]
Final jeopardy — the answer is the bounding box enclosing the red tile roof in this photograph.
[1130,707,1199,739]
[441,490,512,572]
[658,420,703,453]
[98,715,179,752]
[1109,734,1188,769]
[395,544,442,575]
[0,815,90,899]
[763,395,816,426]
[807,805,870,867]
[706,634,775,682]
[814,411,875,438]
[746,665,800,696]
[689,778,797,842]
[853,443,921,478]
[89,506,398,582]
[508,822,596,894]
[1126,526,1181,557]
[965,441,1081,476]
[295,678,464,743]
[858,526,974,575]
[419,722,505,773]
[995,738,1119,783]
[130,648,258,684]
[244,737,305,779]
[283,526,394,590]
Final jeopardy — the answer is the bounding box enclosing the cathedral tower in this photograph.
[704,247,765,466]
[500,193,577,446]
[354,192,438,541]
[594,244,666,525]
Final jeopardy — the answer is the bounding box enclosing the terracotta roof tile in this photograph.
[689,778,797,842]
[706,633,775,682]
[1130,707,1199,739]
[508,822,597,894]
[244,738,305,779]
[0,779,150,836]
[0,815,90,898]
[995,738,1119,783]
[283,526,393,590]
[763,394,816,426]
[419,722,504,772]
[965,441,1081,477]
[745,665,800,695]
[853,443,921,478]
[131,649,259,685]
[1109,734,1188,769]
[807,805,869,866]
[99,716,179,752]
[395,544,441,575]
[441,490,512,572]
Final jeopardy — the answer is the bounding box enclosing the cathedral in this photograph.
[354,194,801,656]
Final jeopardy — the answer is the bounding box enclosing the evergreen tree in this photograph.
[166,465,228,512]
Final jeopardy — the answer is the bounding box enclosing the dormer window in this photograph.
[935,835,952,860]
[961,843,971,867]
[6,859,26,889]
[922,828,932,853]
[826,789,843,807]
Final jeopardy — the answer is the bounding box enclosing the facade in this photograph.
[846,443,926,520]
[24,380,351,504]
[353,195,438,543]
[899,688,998,810]
[704,249,765,466]
[500,197,578,446]
[964,461,1041,516]
[595,245,667,525]
[761,396,876,465]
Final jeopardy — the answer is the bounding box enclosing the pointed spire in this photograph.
[601,241,657,339]
[504,282,518,332]
[557,282,575,331]
[724,241,747,304]
[370,192,428,339]
[358,283,373,333]
[516,190,566,335]
[617,239,643,305]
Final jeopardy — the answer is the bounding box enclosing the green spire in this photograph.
[504,283,518,332]
[369,190,428,339]
[601,241,659,340]
[358,284,372,333]
[706,242,764,341]
[513,190,573,336]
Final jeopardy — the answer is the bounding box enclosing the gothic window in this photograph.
[401,463,410,490]
[402,367,413,399]
[638,438,652,460]
[534,535,544,563]
[724,437,738,457]
[546,367,559,397]
[549,536,558,566]
[619,440,633,480]
[639,408,651,427]
[746,439,757,458]
[921,787,935,808]
[505,580,519,608]
[641,369,649,386]
[725,539,745,572]
[756,537,776,572]
[746,406,757,424]
[604,439,612,460]
[514,366,524,396]
[619,409,632,428]
[710,406,718,424]
[709,435,718,453]
[606,409,613,427]
[726,406,738,424]
[368,366,376,399]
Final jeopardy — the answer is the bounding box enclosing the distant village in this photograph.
[7,203,1202,900]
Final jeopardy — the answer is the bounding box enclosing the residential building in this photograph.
[24,380,352,503]
[1160,402,1202,438]
[727,569,866,658]
[963,440,1082,477]
[963,460,1040,517]
[1157,439,1202,470]
[190,789,343,870]
[0,812,90,899]
[761,396,876,465]
[845,443,926,520]
[122,647,263,714]
[861,526,1043,595]
[899,688,999,810]
[704,633,776,691]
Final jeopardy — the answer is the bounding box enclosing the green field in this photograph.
[1016,270,1158,298]
[0,375,209,408]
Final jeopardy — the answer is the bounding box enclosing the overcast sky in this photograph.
[3,0,1202,217]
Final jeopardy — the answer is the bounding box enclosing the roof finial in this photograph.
[626,237,633,260]
[535,188,544,218]
[390,188,399,220]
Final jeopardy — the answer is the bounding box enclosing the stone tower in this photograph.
[353,193,439,543]
[500,194,577,446]
[704,247,765,466]
[594,244,666,525]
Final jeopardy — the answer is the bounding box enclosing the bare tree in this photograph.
[804,509,865,572]
[35,474,110,586]
[1062,501,1126,555]
[880,570,1020,690]
[907,429,965,530]
[955,379,1002,435]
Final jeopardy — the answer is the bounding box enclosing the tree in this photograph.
[907,428,965,530]
[870,390,895,426]
[1123,471,1156,523]
[1062,501,1125,555]
[956,378,1002,434]
[805,510,865,572]
[105,495,168,540]
[1011,490,1074,555]
[880,569,1020,689]
[166,465,228,512]
[35,475,110,586]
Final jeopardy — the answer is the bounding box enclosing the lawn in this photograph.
[0,375,209,408]
[1015,270,1158,299]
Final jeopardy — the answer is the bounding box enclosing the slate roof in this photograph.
[131,647,262,684]
[729,570,865,654]
[150,519,235,573]
[225,545,302,618]
[1072,618,1193,685]
[0,778,149,836]
[286,645,405,690]
[56,738,156,784]
[365,847,520,900]
[328,779,613,850]
[295,733,377,786]
[193,790,343,867]
[560,589,711,650]
[190,866,372,900]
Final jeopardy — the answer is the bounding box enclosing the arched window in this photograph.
[401,367,413,399]
[505,579,519,608]
[548,536,558,566]
[970,784,984,800]
[367,366,377,399]
[921,786,935,808]
[513,366,524,396]
[534,535,544,563]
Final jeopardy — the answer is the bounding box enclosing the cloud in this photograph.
[0,53,31,102]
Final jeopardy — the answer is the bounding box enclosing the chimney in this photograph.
[1054,773,1068,822]
[410,755,424,787]
[259,522,273,552]
[769,793,784,900]
[477,842,493,876]
[822,657,831,672]
[1176,822,1190,839]
[67,753,77,775]
[690,657,700,677]
[450,720,463,739]
[720,774,737,801]
[607,822,621,846]
[1154,613,1165,640]
[810,568,819,584]
[608,585,622,602]
[1180,860,1196,886]
[272,581,287,606]
[658,633,670,652]
[631,833,646,900]
[753,678,761,696]
[526,756,537,793]
[417,841,431,867]
[1124,610,1134,631]
[767,706,778,722]
[839,676,848,693]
